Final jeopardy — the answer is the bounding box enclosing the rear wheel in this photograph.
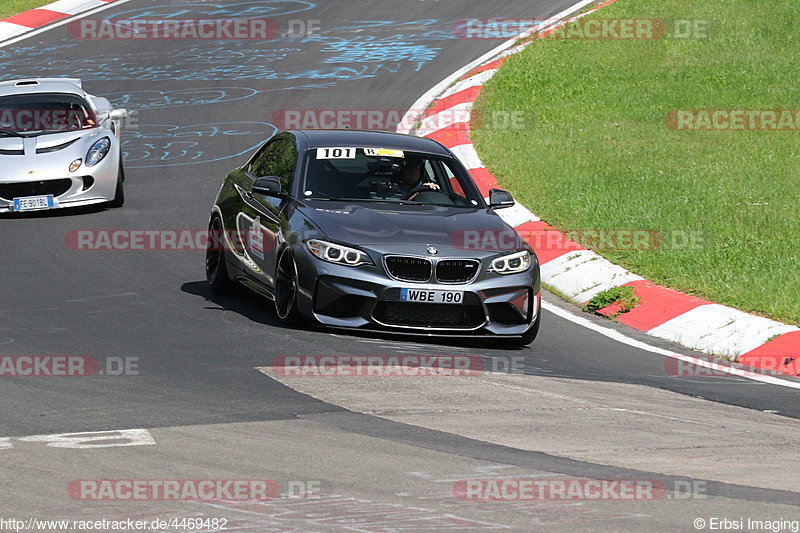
[274,248,302,325]
[206,216,232,293]
[108,162,125,208]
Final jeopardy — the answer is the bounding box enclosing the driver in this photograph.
[397,157,440,199]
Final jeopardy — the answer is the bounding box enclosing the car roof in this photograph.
[0,78,86,99]
[292,129,451,156]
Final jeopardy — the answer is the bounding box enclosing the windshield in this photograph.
[0,93,97,134]
[301,147,484,207]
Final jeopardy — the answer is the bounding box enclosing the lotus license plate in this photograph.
[400,288,463,304]
[13,195,54,211]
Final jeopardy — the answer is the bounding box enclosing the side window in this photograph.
[438,160,466,199]
[422,160,436,184]
[249,139,298,192]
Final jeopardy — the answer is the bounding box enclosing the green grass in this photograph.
[0,0,53,19]
[585,286,640,315]
[472,0,800,326]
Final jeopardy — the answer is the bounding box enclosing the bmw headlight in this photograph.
[306,239,372,267]
[85,137,111,167]
[490,250,531,275]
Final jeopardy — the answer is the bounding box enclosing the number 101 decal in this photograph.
[316,147,356,159]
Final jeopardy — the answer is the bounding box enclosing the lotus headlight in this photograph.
[490,250,531,275]
[307,239,372,267]
[85,137,111,167]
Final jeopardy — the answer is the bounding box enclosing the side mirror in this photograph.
[109,109,128,121]
[90,96,113,114]
[488,188,515,209]
[252,176,283,197]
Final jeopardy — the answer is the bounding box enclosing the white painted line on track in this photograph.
[0,0,131,49]
[1,428,155,449]
[542,301,800,390]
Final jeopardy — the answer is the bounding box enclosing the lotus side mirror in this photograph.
[109,109,128,121]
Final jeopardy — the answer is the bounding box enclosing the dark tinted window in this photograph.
[301,148,484,207]
[0,93,97,132]
[249,138,297,192]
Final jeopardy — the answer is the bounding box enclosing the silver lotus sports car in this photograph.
[0,78,127,212]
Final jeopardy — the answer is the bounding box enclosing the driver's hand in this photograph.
[422,182,440,190]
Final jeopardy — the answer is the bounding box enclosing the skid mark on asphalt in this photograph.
[65,292,140,303]
[199,494,509,531]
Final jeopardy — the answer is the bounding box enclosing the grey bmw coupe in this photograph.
[206,130,541,345]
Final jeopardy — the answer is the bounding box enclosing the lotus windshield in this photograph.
[302,147,484,207]
[0,93,97,133]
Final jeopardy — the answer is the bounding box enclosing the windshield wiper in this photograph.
[310,197,417,205]
[307,197,349,201]
[0,130,25,138]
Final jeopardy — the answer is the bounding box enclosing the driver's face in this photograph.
[402,162,420,185]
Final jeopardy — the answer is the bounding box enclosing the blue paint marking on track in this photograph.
[122,122,277,168]
[107,1,317,21]
[105,84,336,111]
[0,40,435,80]
[0,14,460,81]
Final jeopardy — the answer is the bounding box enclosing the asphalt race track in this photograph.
[0,1,798,531]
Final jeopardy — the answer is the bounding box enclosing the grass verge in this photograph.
[472,0,800,325]
[0,1,54,20]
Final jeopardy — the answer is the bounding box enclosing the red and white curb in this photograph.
[399,0,799,376]
[0,0,123,44]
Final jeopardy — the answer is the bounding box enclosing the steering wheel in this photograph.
[402,183,444,201]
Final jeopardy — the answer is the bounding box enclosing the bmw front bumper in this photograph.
[293,248,541,338]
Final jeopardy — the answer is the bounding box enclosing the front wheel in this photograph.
[108,162,125,208]
[274,248,302,325]
[206,216,232,293]
[508,313,541,347]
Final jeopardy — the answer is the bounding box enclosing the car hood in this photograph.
[0,129,105,179]
[0,129,92,150]
[296,199,522,252]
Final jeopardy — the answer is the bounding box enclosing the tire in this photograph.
[509,312,541,347]
[206,216,232,293]
[108,162,125,208]
[274,247,302,325]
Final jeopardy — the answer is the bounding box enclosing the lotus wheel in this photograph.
[108,162,125,208]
